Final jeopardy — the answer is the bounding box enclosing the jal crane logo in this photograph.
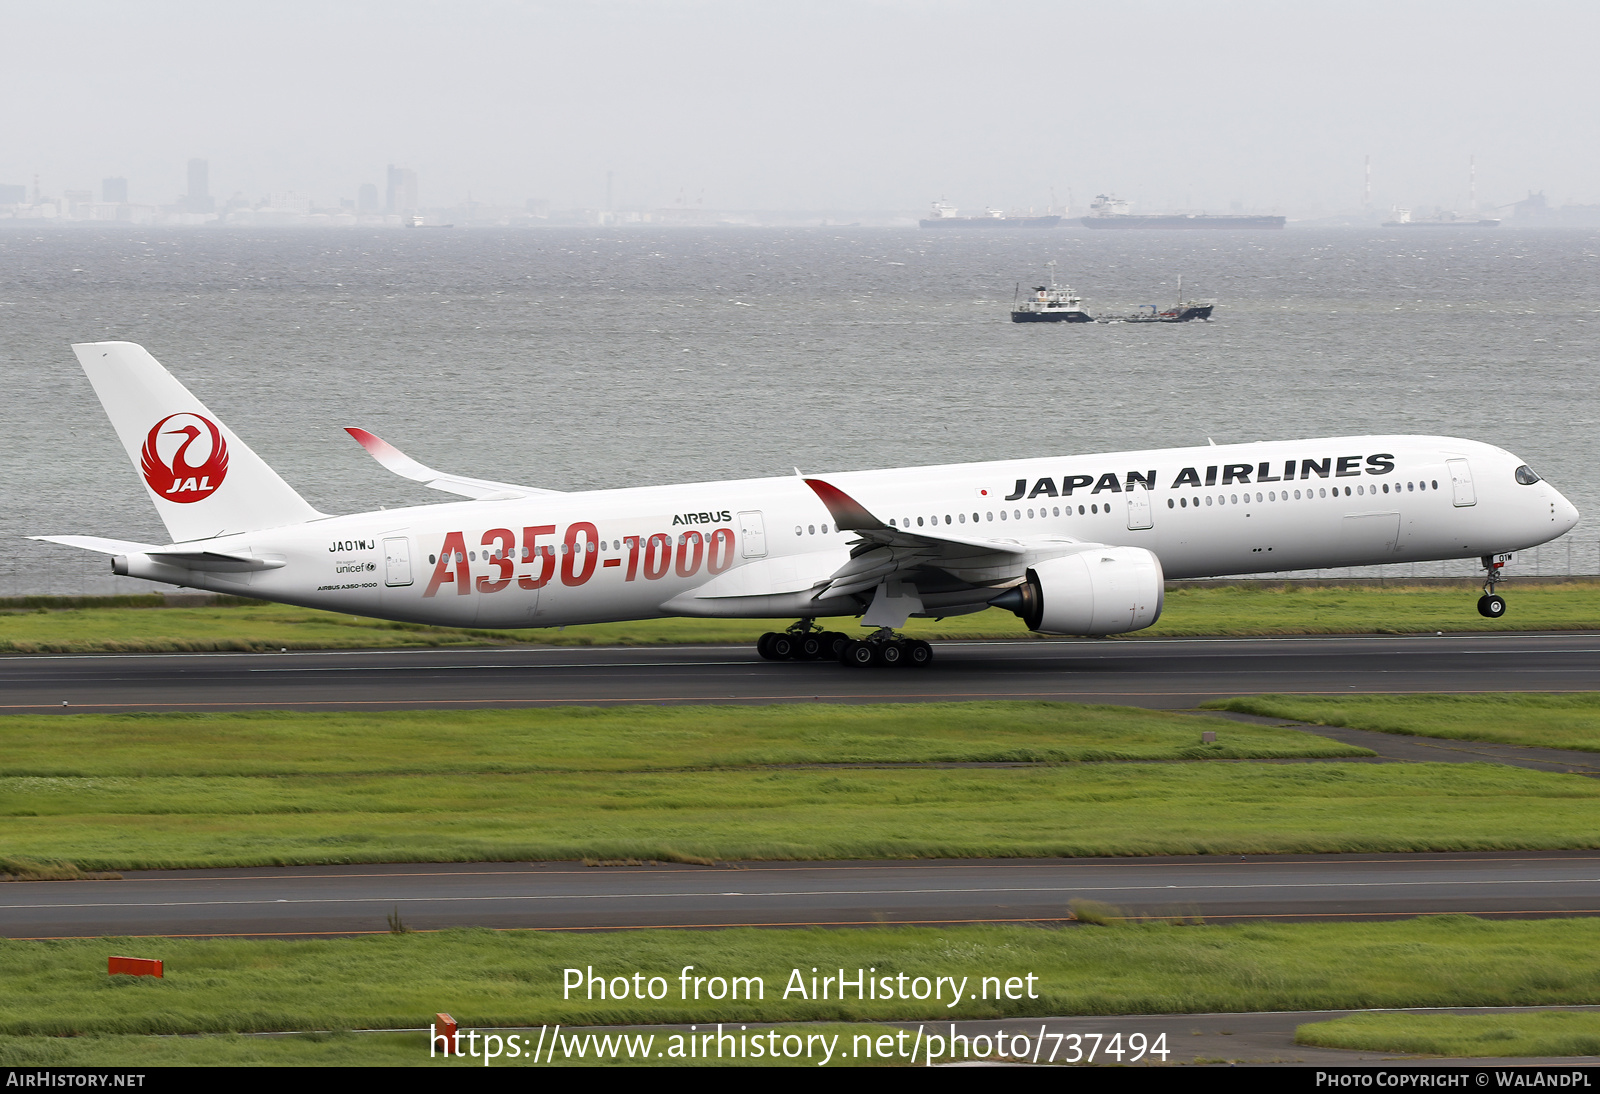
[139,413,230,503]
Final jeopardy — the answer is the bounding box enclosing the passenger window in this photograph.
[1168,499,1175,508]
[1431,480,1438,490]
[1077,505,1085,515]
[1027,509,1034,519]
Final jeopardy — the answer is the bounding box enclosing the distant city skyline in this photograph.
[2,1,1597,217]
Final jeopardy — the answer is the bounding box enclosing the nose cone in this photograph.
[1554,489,1581,536]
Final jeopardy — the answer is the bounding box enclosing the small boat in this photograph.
[1106,302,1214,323]
[1010,263,1093,323]
[1098,276,1215,323]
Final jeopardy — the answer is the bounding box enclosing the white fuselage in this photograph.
[140,434,1578,631]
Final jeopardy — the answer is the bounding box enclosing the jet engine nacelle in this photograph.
[993,546,1165,635]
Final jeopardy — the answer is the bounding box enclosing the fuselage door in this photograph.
[1126,490,1153,530]
[384,537,414,586]
[738,511,767,558]
[1447,459,1476,507]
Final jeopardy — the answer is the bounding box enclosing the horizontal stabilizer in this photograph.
[32,536,284,573]
[32,534,160,555]
[147,549,285,572]
[345,427,561,500]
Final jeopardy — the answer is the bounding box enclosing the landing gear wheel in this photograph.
[905,639,934,667]
[1478,594,1506,619]
[796,633,827,661]
[756,633,780,661]
[768,633,799,660]
[824,632,849,659]
[841,640,876,667]
[878,641,905,667]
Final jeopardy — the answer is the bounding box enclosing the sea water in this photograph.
[2,225,1595,595]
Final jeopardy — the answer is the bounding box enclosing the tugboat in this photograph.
[921,198,1061,229]
[1010,263,1092,322]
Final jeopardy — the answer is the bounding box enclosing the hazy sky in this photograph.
[3,0,1596,214]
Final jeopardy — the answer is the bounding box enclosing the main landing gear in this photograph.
[756,620,934,667]
[1477,554,1507,619]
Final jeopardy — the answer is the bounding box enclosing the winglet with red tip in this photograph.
[803,478,889,531]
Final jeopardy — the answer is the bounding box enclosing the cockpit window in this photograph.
[1515,465,1542,485]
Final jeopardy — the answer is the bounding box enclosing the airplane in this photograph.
[36,341,1581,667]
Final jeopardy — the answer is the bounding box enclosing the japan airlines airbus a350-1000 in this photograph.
[37,342,1581,666]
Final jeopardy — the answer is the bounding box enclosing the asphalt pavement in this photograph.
[5,632,1600,713]
[6,853,1598,939]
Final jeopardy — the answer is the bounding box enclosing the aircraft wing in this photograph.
[803,476,1044,599]
[345,428,563,500]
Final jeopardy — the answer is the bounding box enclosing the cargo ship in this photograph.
[1080,194,1285,230]
[920,199,1061,229]
[1382,208,1500,228]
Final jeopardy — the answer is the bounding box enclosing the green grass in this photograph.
[7,918,1600,1037]
[1207,694,1600,753]
[6,761,1597,870]
[0,703,1363,777]
[1147,580,1600,637]
[1296,1010,1600,1058]
[2,579,1598,654]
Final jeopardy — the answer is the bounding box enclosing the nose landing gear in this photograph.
[1477,554,1507,619]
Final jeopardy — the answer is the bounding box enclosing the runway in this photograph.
[6,634,1597,940]
[5,632,1600,713]
[5,853,1599,939]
